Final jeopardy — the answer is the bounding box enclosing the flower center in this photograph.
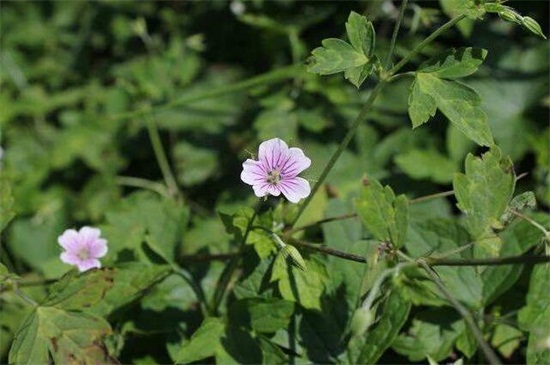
[266,169,282,185]
[77,248,90,260]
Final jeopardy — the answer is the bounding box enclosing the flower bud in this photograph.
[498,7,522,25]
[522,17,547,39]
[281,245,307,271]
[350,307,375,338]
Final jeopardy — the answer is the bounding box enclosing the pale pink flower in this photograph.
[58,227,108,272]
[241,138,311,203]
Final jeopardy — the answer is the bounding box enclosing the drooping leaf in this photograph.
[418,47,487,79]
[9,307,115,365]
[354,177,409,248]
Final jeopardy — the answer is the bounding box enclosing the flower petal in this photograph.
[89,239,108,258]
[58,229,80,251]
[278,177,311,203]
[258,138,288,171]
[252,182,270,198]
[79,226,101,241]
[60,252,81,266]
[267,184,281,197]
[280,147,311,178]
[241,159,267,186]
[77,259,101,272]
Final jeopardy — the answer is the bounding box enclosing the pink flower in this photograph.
[58,227,108,272]
[241,138,311,203]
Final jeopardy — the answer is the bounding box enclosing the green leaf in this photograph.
[101,191,188,264]
[344,62,375,89]
[453,147,515,247]
[406,219,483,309]
[419,47,487,79]
[408,80,437,128]
[272,256,327,310]
[394,149,457,183]
[500,191,537,226]
[9,307,115,365]
[439,0,486,19]
[175,317,225,364]
[491,324,522,358]
[308,38,368,75]
[173,141,219,187]
[518,265,550,364]
[87,263,171,317]
[412,73,494,146]
[0,177,15,233]
[354,177,409,248]
[345,11,375,57]
[42,269,116,310]
[354,289,411,364]
[229,298,295,334]
[392,309,466,362]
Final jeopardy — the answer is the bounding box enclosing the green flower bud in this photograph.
[281,245,307,271]
[522,16,547,39]
[498,7,522,25]
[350,307,375,338]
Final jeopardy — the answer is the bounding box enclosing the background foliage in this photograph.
[1,1,548,364]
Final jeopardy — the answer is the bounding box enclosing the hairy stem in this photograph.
[144,114,180,197]
[385,0,409,69]
[290,81,387,227]
[418,260,502,365]
[389,14,467,75]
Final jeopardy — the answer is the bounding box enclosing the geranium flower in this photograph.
[58,227,108,272]
[241,138,311,203]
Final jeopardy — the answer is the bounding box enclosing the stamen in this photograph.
[266,169,282,185]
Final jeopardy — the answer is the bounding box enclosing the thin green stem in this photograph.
[418,260,502,365]
[290,238,367,263]
[290,81,387,227]
[12,282,38,307]
[172,267,209,316]
[389,14,466,75]
[428,254,550,267]
[511,210,549,236]
[144,114,180,197]
[410,190,454,204]
[109,64,303,121]
[116,176,170,198]
[385,0,409,69]
[361,262,414,310]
